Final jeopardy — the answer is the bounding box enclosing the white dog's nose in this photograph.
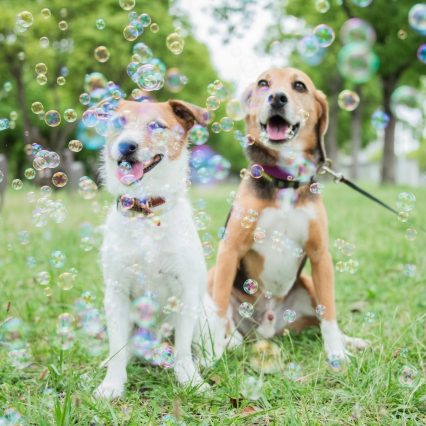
[118,141,137,156]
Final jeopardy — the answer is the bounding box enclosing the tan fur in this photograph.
[209,67,337,332]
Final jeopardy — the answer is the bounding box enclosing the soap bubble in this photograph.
[351,0,373,7]
[36,75,48,85]
[57,76,66,86]
[68,140,83,152]
[166,32,184,55]
[396,192,416,212]
[337,42,379,84]
[50,250,66,268]
[16,11,33,28]
[286,362,302,381]
[58,20,68,31]
[371,109,390,130]
[309,182,324,194]
[31,102,44,114]
[338,90,360,111]
[403,264,416,278]
[63,109,77,122]
[399,365,419,387]
[58,272,75,291]
[94,46,110,63]
[240,376,263,400]
[314,24,335,47]
[220,117,234,132]
[123,25,139,41]
[133,42,153,63]
[298,35,320,58]
[283,309,296,323]
[226,99,245,121]
[206,96,220,111]
[52,172,68,188]
[243,279,259,295]
[12,179,23,190]
[405,228,417,241]
[45,110,61,127]
[165,68,186,93]
[78,177,98,200]
[315,304,326,317]
[36,271,50,286]
[188,124,209,146]
[41,8,51,18]
[133,64,164,91]
[35,63,48,75]
[340,18,376,45]
[133,295,158,328]
[119,0,135,11]
[79,93,91,105]
[315,0,330,13]
[250,164,264,179]
[408,4,426,35]
[24,168,36,180]
[238,302,254,318]
[417,44,426,64]
[150,23,159,33]
[40,37,49,48]
[96,18,106,30]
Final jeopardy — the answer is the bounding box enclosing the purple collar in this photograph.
[262,165,295,181]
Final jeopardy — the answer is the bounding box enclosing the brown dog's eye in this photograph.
[293,81,307,92]
[257,79,269,88]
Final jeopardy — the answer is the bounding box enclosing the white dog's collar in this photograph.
[116,195,166,217]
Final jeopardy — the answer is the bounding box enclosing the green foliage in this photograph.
[0,0,245,175]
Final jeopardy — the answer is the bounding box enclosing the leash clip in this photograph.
[317,159,343,183]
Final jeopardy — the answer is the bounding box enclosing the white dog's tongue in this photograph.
[116,162,144,185]
[266,120,289,141]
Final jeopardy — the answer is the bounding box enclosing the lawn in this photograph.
[0,181,425,425]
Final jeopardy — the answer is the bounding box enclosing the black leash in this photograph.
[318,163,400,216]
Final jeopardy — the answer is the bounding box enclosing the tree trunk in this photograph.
[380,76,397,184]
[325,76,342,166]
[350,86,362,180]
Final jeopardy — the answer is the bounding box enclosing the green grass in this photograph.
[0,181,425,425]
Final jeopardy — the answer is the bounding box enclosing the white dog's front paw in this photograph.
[94,380,125,400]
[321,320,347,369]
[174,357,207,390]
[225,328,243,349]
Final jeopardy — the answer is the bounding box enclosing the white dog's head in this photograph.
[102,100,208,198]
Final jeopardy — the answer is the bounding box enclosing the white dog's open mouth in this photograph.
[116,154,164,185]
[261,115,300,143]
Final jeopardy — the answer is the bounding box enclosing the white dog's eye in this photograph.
[147,121,167,131]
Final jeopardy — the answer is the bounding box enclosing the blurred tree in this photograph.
[0,0,237,178]
[211,0,425,183]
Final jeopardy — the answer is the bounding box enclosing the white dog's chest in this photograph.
[253,198,315,297]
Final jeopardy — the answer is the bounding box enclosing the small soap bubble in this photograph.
[253,226,266,244]
[338,90,360,111]
[119,0,135,11]
[405,228,417,241]
[36,74,48,86]
[226,99,245,121]
[371,109,390,130]
[351,0,373,6]
[396,192,416,212]
[16,11,33,28]
[315,304,326,317]
[12,179,23,190]
[45,110,61,127]
[408,4,426,35]
[79,93,91,105]
[68,140,83,152]
[31,102,44,114]
[41,8,51,18]
[364,311,376,323]
[335,260,346,272]
[52,172,68,188]
[40,36,49,48]
[283,309,296,323]
[315,0,330,13]
[82,109,98,127]
[211,122,221,133]
[188,124,209,146]
[417,44,426,64]
[243,279,259,295]
[24,168,36,180]
[58,20,68,31]
[286,362,302,381]
[206,96,220,111]
[78,177,98,200]
[220,117,234,132]
[240,376,263,401]
[35,63,48,75]
[96,18,106,30]
[123,24,139,41]
[63,109,77,122]
[133,64,164,91]
[36,271,50,286]
[238,302,254,318]
[250,164,264,179]
[94,46,110,63]
[58,272,75,291]
[166,32,184,55]
[314,24,335,47]
[57,76,66,86]
[50,250,66,268]
[309,182,324,194]
[150,23,159,33]
[347,258,359,274]
[403,264,416,277]
[399,365,419,387]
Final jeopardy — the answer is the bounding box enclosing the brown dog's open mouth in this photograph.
[261,116,300,143]
[116,154,164,185]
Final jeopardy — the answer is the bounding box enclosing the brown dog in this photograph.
[203,68,368,366]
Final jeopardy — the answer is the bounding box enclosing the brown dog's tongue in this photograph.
[266,120,289,140]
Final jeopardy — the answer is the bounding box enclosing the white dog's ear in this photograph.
[240,82,255,117]
[169,100,209,131]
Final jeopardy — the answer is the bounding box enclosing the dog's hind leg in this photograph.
[94,280,131,400]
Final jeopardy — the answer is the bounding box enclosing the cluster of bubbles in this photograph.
[165,68,188,93]
[0,407,25,425]
[166,31,185,55]
[275,146,317,185]
[334,238,359,274]
[409,4,426,63]
[337,18,379,84]
[29,185,68,227]
[190,146,231,184]
[240,375,263,401]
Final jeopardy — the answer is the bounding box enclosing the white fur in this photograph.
[95,124,208,399]
[254,192,315,297]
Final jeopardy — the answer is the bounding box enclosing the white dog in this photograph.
[95,100,210,399]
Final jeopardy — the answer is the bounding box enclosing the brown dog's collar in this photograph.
[259,165,313,189]
[116,195,166,216]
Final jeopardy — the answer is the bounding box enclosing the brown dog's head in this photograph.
[242,67,328,165]
[103,100,207,196]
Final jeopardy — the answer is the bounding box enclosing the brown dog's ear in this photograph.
[169,100,209,131]
[314,90,329,163]
[241,82,255,117]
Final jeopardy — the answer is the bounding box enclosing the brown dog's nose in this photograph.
[268,92,288,109]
